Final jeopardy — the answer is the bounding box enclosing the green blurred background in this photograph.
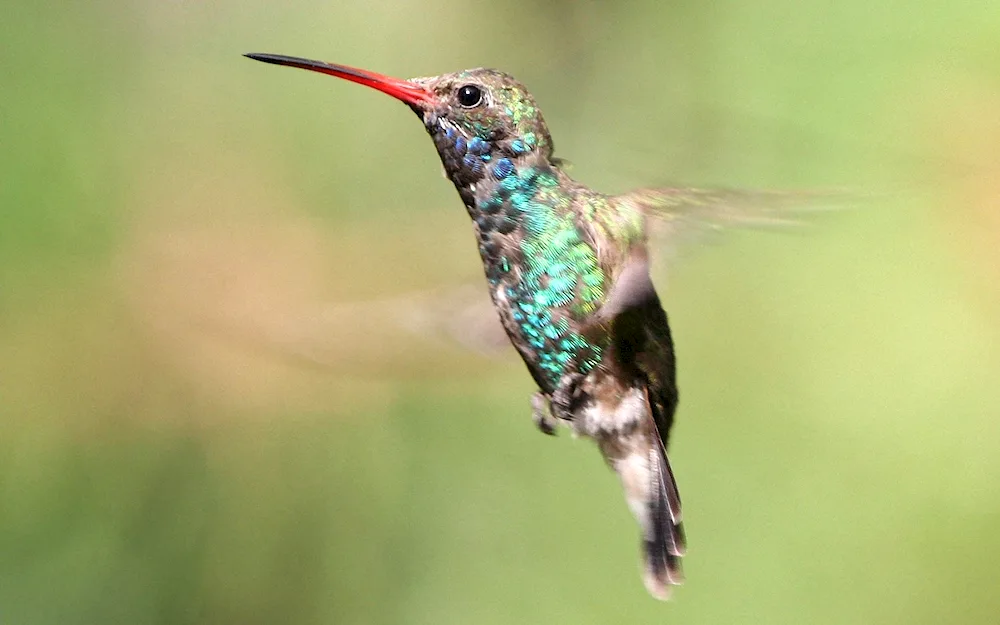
[3,0,1000,623]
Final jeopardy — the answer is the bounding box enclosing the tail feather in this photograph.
[642,443,686,600]
[605,429,686,600]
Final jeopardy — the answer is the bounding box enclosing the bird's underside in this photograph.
[516,251,687,598]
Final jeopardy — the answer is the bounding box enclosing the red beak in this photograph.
[245,53,433,108]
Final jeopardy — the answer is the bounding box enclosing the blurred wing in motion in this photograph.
[191,284,513,373]
[355,285,513,356]
[615,186,855,262]
[170,189,855,374]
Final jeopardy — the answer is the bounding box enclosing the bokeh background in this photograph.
[4,1,1000,623]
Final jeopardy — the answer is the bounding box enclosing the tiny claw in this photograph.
[550,372,585,421]
[531,393,558,436]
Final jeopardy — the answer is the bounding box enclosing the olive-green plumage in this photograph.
[247,52,825,600]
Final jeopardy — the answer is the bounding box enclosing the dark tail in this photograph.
[604,427,686,600]
[642,438,686,599]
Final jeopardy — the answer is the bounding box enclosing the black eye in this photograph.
[457,84,483,107]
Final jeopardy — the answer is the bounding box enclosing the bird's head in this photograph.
[245,54,557,206]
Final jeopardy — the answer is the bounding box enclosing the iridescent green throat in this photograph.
[427,120,609,386]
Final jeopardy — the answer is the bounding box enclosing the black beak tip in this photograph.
[245,52,275,63]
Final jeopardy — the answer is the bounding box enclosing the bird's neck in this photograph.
[424,121,565,214]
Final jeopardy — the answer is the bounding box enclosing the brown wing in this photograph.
[593,250,678,442]
[595,250,685,596]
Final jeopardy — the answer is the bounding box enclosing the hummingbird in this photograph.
[245,52,819,599]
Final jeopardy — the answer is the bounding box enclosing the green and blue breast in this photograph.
[428,122,610,386]
[476,160,608,387]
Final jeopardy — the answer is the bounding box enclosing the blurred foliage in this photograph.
[3,0,1000,623]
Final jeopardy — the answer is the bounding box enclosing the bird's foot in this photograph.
[531,392,558,436]
[550,372,585,422]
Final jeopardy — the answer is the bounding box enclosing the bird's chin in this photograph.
[420,109,455,133]
[409,103,428,119]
